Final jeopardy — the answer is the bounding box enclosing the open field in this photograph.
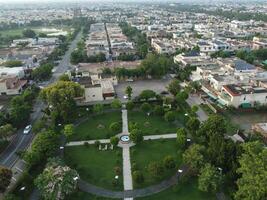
[130,139,182,188]
[137,178,215,200]
[65,145,123,190]
[70,111,122,141]
[128,110,185,135]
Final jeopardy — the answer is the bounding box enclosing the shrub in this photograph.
[126,101,134,110]
[148,161,164,179]
[163,155,176,169]
[114,166,121,175]
[154,105,164,116]
[129,129,143,144]
[164,111,176,123]
[133,170,144,184]
[84,142,89,147]
[94,140,100,148]
[110,136,119,146]
[109,122,121,132]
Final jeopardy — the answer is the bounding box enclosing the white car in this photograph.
[123,95,128,99]
[23,125,32,134]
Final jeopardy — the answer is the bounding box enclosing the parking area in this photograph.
[115,78,171,101]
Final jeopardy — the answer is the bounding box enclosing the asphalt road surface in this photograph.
[0,31,82,170]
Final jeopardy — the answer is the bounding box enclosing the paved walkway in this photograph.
[144,133,176,140]
[66,139,110,146]
[121,109,133,200]
[122,109,129,133]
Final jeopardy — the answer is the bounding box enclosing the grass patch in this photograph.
[71,111,122,140]
[0,26,71,37]
[130,139,182,188]
[66,190,119,200]
[137,178,215,200]
[65,145,123,190]
[128,111,184,135]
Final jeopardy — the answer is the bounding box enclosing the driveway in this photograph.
[115,78,171,101]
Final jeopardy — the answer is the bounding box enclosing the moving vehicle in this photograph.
[23,125,32,134]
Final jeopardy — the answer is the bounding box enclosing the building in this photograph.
[174,51,217,68]
[251,123,267,142]
[0,76,27,95]
[218,84,267,108]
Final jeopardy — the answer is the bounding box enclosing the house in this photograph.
[218,84,267,108]
[76,76,103,102]
[0,76,27,95]
[251,123,267,143]
[174,51,217,68]
[0,67,25,79]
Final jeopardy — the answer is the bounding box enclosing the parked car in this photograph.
[23,125,32,134]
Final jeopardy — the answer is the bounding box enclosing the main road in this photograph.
[0,31,82,181]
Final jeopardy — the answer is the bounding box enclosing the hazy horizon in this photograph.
[0,0,266,4]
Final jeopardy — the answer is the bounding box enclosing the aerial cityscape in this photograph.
[0,0,266,200]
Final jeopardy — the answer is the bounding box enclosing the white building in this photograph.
[218,84,267,108]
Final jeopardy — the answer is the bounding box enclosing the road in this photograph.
[186,94,208,122]
[0,31,82,188]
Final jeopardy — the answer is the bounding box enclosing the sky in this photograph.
[0,0,266,3]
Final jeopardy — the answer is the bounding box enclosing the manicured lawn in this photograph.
[128,111,184,135]
[66,190,119,200]
[65,145,123,190]
[71,111,122,140]
[0,26,71,37]
[137,178,215,200]
[130,139,182,188]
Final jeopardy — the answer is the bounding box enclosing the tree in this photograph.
[9,95,32,127]
[35,158,78,200]
[141,102,152,114]
[139,90,156,101]
[24,130,59,167]
[176,128,187,149]
[235,141,267,200]
[126,101,134,111]
[111,99,121,109]
[63,124,74,139]
[197,115,227,167]
[175,91,188,107]
[93,104,104,115]
[3,60,23,68]
[125,86,133,100]
[163,155,176,169]
[191,105,198,114]
[40,81,84,124]
[198,163,222,193]
[129,129,143,144]
[164,111,176,123]
[148,161,164,179]
[110,136,119,146]
[0,166,12,192]
[153,105,164,116]
[167,79,181,96]
[59,74,70,81]
[32,63,53,81]
[133,170,144,184]
[183,144,205,174]
[109,122,121,132]
[0,124,15,140]
[186,117,200,137]
[22,29,36,38]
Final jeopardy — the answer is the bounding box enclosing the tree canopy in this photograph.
[40,81,84,123]
[35,157,78,200]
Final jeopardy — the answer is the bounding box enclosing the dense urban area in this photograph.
[0,1,266,200]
